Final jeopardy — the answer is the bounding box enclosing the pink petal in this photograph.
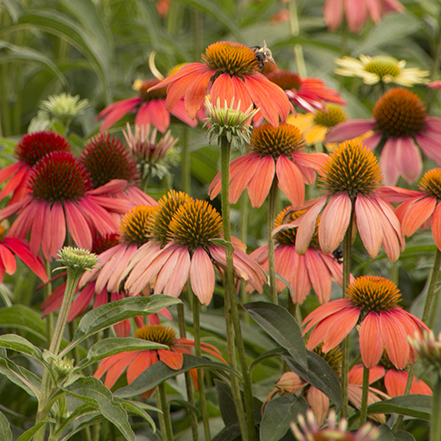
[276,155,305,207]
[190,248,215,305]
[325,120,375,143]
[162,247,191,297]
[379,311,409,370]
[355,195,382,258]
[395,137,422,184]
[401,197,436,237]
[304,249,331,304]
[247,156,275,207]
[359,312,383,368]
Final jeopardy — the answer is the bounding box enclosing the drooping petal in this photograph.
[355,195,382,258]
[64,201,92,250]
[229,154,262,204]
[162,247,191,297]
[379,311,409,370]
[127,350,152,384]
[67,282,95,321]
[325,119,375,143]
[430,202,441,251]
[184,71,214,119]
[401,196,436,237]
[158,349,184,370]
[136,101,170,133]
[97,97,141,132]
[276,155,305,208]
[247,156,275,207]
[307,387,329,427]
[0,245,15,275]
[190,248,215,305]
[359,312,384,368]
[324,0,344,31]
[304,248,331,304]
[415,132,441,164]
[395,136,422,184]
[103,351,139,389]
[170,99,198,127]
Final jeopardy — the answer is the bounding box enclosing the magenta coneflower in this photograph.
[79,133,156,206]
[148,41,292,128]
[209,123,327,208]
[0,131,71,205]
[96,78,199,133]
[0,152,131,260]
[326,88,441,185]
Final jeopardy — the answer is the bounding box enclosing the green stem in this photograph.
[45,261,54,349]
[220,135,253,441]
[158,383,174,441]
[288,0,306,77]
[267,178,279,305]
[359,365,370,425]
[239,195,250,324]
[193,297,211,441]
[155,386,170,441]
[182,126,191,195]
[393,365,414,431]
[422,248,441,324]
[431,376,441,441]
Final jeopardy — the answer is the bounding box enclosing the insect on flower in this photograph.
[251,41,275,70]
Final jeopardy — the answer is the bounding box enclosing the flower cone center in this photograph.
[347,276,401,312]
[169,199,223,251]
[314,345,342,377]
[30,152,91,202]
[320,140,382,197]
[92,233,121,254]
[202,41,260,77]
[16,131,71,166]
[364,56,401,78]
[135,325,176,347]
[136,79,167,101]
[419,169,441,199]
[80,133,139,188]
[120,205,157,246]
[265,70,302,91]
[150,190,192,246]
[373,88,426,137]
[313,105,347,128]
[250,123,305,158]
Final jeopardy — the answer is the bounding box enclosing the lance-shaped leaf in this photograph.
[115,354,240,398]
[0,334,50,369]
[63,377,135,441]
[284,352,342,412]
[17,419,56,441]
[60,295,181,356]
[0,411,12,441]
[367,395,431,420]
[243,302,307,368]
[116,399,157,432]
[0,357,41,398]
[377,424,416,441]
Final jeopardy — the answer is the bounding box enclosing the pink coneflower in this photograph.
[278,140,403,261]
[384,369,431,397]
[324,0,404,34]
[0,131,70,205]
[95,78,199,133]
[265,70,347,113]
[209,123,327,208]
[325,88,441,185]
[0,152,131,261]
[123,193,266,304]
[148,41,292,128]
[79,133,156,206]
[94,324,225,398]
[251,207,346,304]
[303,276,429,369]
[0,225,47,283]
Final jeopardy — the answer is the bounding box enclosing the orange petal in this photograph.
[379,311,409,370]
[355,195,382,258]
[127,350,152,384]
[158,349,184,370]
[276,155,305,207]
[190,248,215,305]
[402,196,436,237]
[359,312,383,368]
[247,156,275,207]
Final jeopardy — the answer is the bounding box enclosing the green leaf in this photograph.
[59,415,105,441]
[77,337,168,369]
[209,238,234,253]
[260,395,308,441]
[0,411,12,441]
[115,354,240,398]
[284,352,342,412]
[16,419,56,441]
[0,357,41,398]
[377,425,416,441]
[117,399,157,432]
[212,423,242,441]
[243,302,307,368]
[63,377,135,441]
[250,347,287,371]
[215,380,240,426]
[60,295,181,356]
[367,395,431,420]
[0,334,49,367]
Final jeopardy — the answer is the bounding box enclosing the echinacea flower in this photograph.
[278,140,403,261]
[291,409,380,441]
[251,207,346,304]
[378,169,441,251]
[0,225,47,283]
[408,330,441,377]
[383,368,432,397]
[95,78,199,133]
[79,133,156,206]
[123,193,266,304]
[303,275,429,369]
[209,123,327,208]
[264,70,346,113]
[94,324,225,398]
[324,0,404,34]
[0,152,132,260]
[0,131,71,205]
[148,41,292,128]
[334,55,429,86]
[326,88,441,185]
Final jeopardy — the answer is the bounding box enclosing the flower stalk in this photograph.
[157,382,174,441]
[267,177,279,304]
[423,248,441,324]
[359,365,370,424]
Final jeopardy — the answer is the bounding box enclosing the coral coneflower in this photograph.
[0,152,131,260]
[303,276,429,369]
[326,88,441,185]
[148,41,292,128]
[324,0,404,34]
[0,131,71,205]
[123,195,266,304]
[94,324,225,398]
[96,78,199,133]
[251,207,346,304]
[278,140,403,261]
[265,70,346,113]
[79,133,156,206]
[209,123,327,208]
[334,55,429,86]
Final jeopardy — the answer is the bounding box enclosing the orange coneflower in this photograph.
[148,41,292,128]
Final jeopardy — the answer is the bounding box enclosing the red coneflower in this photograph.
[148,41,292,128]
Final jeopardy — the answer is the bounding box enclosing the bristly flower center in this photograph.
[135,325,176,347]
[364,56,402,78]
[30,152,91,202]
[419,169,441,199]
[120,206,157,246]
[320,140,382,198]
[373,88,426,137]
[265,70,302,91]
[134,79,167,101]
[313,106,347,128]
[346,275,401,312]
[250,123,305,159]
[92,233,121,254]
[202,41,260,78]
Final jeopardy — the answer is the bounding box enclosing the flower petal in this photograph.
[276,155,305,207]
[190,248,215,305]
